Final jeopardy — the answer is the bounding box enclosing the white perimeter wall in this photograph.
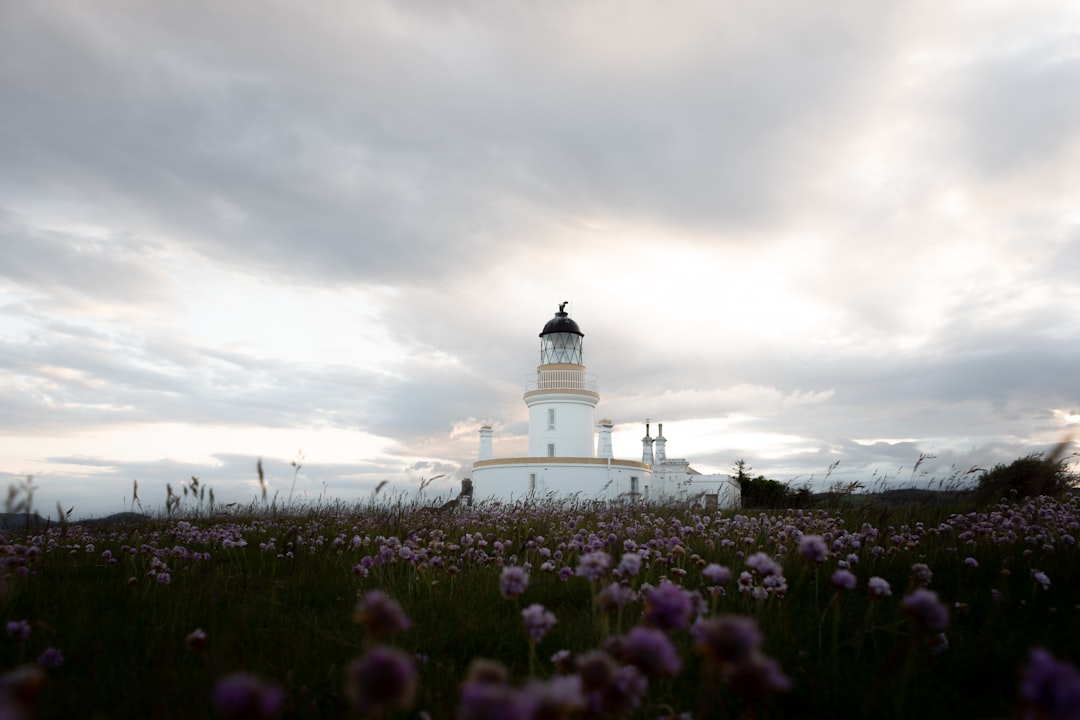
[473,460,649,501]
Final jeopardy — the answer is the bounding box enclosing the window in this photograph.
[547,408,556,430]
[547,443,556,457]
[529,474,537,494]
[630,476,639,496]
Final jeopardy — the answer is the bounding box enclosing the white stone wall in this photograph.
[472,460,650,501]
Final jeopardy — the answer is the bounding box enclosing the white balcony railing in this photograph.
[524,368,599,393]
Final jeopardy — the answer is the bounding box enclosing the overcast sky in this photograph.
[2,1,1079,518]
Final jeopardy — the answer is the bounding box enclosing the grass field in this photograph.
[1,489,1077,718]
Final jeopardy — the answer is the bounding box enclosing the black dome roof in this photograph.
[540,304,583,337]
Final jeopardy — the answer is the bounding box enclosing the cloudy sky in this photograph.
[2,1,1079,518]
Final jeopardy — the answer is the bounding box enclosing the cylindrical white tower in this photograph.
[478,425,494,460]
[655,423,667,462]
[524,304,599,458]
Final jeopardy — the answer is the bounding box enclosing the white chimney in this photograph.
[641,421,654,466]
[478,425,494,460]
[655,422,667,462]
[596,419,614,459]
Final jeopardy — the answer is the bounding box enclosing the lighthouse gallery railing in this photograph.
[523,369,599,393]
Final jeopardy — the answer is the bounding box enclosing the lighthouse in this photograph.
[525,302,599,458]
[470,304,741,508]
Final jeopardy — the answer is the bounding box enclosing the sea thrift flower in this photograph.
[463,658,511,687]
[703,563,733,587]
[964,557,979,568]
[0,665,45,716]
[619,626,682,678]
[1033,570,1052,590]
[799,535,829,563]
[343,646,417,713]
[901,589,950,632]
[746,552,782,577]
[910,563,933,587]
[692,615,791,697]
[1019,647,1080,720]
[459,659,531,720]
[185,628,208,653]
[499,566,530,598]
[550,650,573,673]
[644,582,694,631]
[459,682,532,720]
[35,647,63,670]
[595,583,635,613]
[212,672,285,720]
[867,576,892,598]
[692,615,764,666]
[576,651,618,693]
[617,552,642,576]
[354,589,411,634]
[575,551,612,582]
[522,674,586,717]
[831,569,856,591]
[521,603,557,643]
[5,620,30,641]
[578,657,648,717]
[730,654,793,697]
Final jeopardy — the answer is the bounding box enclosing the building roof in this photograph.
[540,303,584,337]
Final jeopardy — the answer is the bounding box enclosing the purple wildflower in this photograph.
[499,566,530,598]
[617,552,642,577]
[575,551,612,582]
[799,535,829,563]
[901,588,950,632]
[1019,647,1080,720]
[353,589,411,635]
[868,576,892,598]
[692,615,764,666]
[522,675,586,717]
[343,646,417,713]
[35,648,63,670]
[211,672,285,720]
[910,563,933,587]
[1033,570,1052,590]
[964,557,979,568]
[521,603,557,643]
[5,620,30,641]
[576,650,618,692]
[459,659,531,720]
[459,682,533,720]
[595,582,635,613]
[583,663,648,716]
[185,628,208,653]
[831,569,857,591]
[550,649,573,673]
[729,653,793,697]
[0,665,45,716]
[644,582,694,631]
[619,626,682,678]
[746,552,782,577]
[692,615,790,699]
[703,563,733,587]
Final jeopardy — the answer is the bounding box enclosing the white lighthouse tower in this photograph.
[470,304,741,508]
[525,302,599,458]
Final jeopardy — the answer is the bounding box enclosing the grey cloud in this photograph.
[0,212,175,309]
[951,34,1080,176]
[0,1,904,293]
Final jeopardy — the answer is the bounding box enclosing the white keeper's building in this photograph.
[471,304,741,509]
